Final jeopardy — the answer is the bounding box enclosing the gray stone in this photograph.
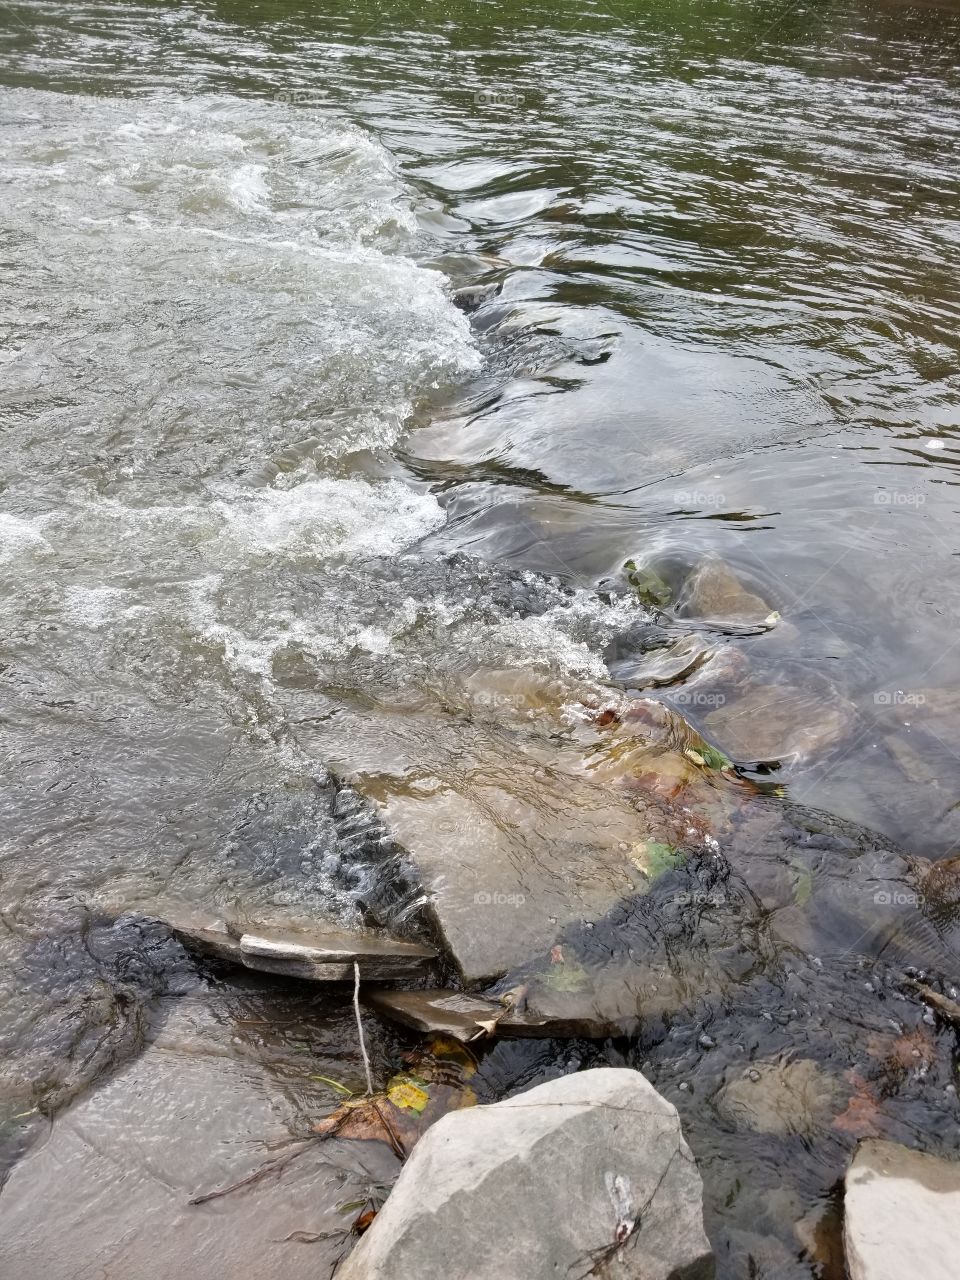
[844,1139,960,1280]
[364,987,620,1040]
[238,928,436,979]
[0,997,399,1280]
[168,915,436,981]
[339,1067,714,1280]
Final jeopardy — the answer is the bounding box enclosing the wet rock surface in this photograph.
[339,1067,714,1280]
[703,682,856,766]
[364,987,619,1040]
[167,914,436,981]
[0,992,399,1280]
[716,1058,845,1136]
[844,1140,960,1280]
[675,558,776,631]
[4,551,960,1280]
[0,912,199,1173]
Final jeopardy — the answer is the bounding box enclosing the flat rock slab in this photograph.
[348,743,656,985]
[169,917,436,982]
[844,1139,960,1280]
[290,680,717,986]
[363,987,620,1040]
[339,1067,714,1280]
[0,997,398,1280]
[704,683,854,765]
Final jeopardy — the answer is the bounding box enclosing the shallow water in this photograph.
[2,0,960,1274]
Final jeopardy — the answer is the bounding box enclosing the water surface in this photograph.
[2,0,960,1274]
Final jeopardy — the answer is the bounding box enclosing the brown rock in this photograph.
[716,1058,845,1136]
[676,558,776,628]
[705,682,855,764]
[363,987,620,1040]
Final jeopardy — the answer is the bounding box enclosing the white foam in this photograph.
[0,514,52,564]
[227,163,270,213]
[215,478,446,562]
[62,585,130,628]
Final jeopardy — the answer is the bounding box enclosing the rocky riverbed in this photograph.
[2,552,959,1279]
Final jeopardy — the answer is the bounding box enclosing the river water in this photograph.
[2,0,960,1274]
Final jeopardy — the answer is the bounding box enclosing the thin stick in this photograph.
[189,1140,315,1206]
[354,961,374,1096]
[904,977,960,1025]
[371,1098,407,1162]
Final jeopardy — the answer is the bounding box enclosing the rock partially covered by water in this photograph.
[339,1067,714,1280]
[844,1139,960,1280]
[703,680,856,766]
[166,912,436,981]
[0,995,397,1280]
[676,557,776,630]
[363,986,620,1040]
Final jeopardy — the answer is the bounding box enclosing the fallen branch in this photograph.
[903,977,960,1025]
[371,1097,407,1161]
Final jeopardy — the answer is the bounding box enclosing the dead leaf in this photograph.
[832,1072,883,1138]
[312,1040,478,1155]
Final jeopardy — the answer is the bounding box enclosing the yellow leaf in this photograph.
[387,1078,430,1114]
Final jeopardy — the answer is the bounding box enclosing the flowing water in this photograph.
[2,0,960,1275]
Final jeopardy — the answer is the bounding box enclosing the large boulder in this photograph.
[339,1067,714,1280]
[844,1139,960,1280]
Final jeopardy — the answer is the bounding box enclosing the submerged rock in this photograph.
[844,1140,960,1280]
[0,995,397,1280]
[676,557,776,630]
[703,681,855,766]
[338,1067,714,1280]
[715,1058,846,1137]
[611,631,715,689]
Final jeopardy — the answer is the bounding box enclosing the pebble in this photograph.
[698,1033,716,1050]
